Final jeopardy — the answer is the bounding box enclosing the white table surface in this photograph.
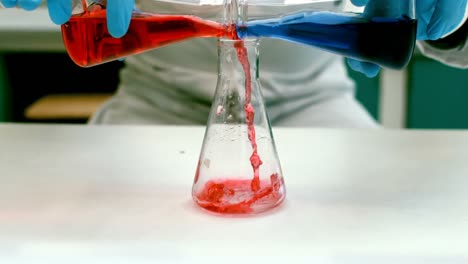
[0,124,468,263]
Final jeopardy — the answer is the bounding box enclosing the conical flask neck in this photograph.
[217,39,259,81]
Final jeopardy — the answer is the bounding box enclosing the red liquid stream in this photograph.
[61,8,283,213]
[235,41,262,192]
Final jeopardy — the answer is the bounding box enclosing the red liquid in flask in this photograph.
[61,9,235,67]
[194,40,285,215]
[196,174,284,214]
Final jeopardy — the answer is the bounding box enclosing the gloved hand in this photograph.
[348,0,468,77]
[93,0,135,38]
[0,0,134,38]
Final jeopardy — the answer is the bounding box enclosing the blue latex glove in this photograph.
[348,0,468,77]
[1,0,134,38]
[94,0,135,38]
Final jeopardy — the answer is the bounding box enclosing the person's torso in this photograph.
[115,0,355,123]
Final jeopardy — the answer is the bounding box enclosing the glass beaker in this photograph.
[237,0,417,69]
[192,38,286,215]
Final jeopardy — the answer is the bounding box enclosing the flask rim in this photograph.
[217,38,260,46]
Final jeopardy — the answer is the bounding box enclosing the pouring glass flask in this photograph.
[237,0,417,69]
[61,0,236,67]
[61,0,417,70]
[192,38,286,215]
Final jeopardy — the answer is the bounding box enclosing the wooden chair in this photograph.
[24,93,112,122]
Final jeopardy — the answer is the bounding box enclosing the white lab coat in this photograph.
[417,39,468,69]
[89,36,380,128]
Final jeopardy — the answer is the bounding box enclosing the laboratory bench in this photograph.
[0,123,468,262]
[1,8,468,128]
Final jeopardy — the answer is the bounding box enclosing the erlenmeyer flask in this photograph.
[192,38,286,215]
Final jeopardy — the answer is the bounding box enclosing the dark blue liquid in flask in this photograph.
[236,11,417,69]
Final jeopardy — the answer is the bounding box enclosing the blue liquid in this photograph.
[236,11,417,69]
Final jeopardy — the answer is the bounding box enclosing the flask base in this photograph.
[193,175,285,215]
